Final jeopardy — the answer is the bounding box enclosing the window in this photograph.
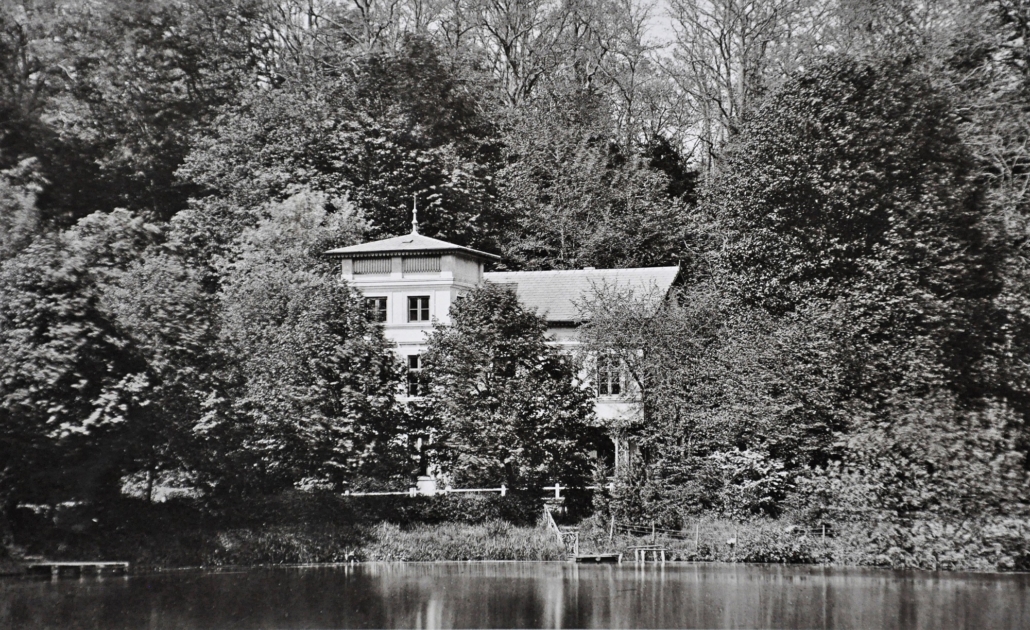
[408,296,430,322]
[402,256,441,273]
[354,258,391,274]
[452,293,466,313]
[406,354,422,396]
[364,297,387,322]
[597,355,623,397]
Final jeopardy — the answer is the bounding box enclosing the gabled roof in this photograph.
[484,266,679,323]
[325,232,500,261]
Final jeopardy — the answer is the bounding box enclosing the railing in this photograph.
[339,481,613,498]
[340,485,509,497]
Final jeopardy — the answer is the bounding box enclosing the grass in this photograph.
[9,518,564,569]
[579,516,839,564]
[362,520,566,561]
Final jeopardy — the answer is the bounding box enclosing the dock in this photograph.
[25,561,129,578]
[573,553,622,564]
[627,545,667,562]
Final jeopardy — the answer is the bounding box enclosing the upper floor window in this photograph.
[364,297,387,322]
[354,257,391,275]
[402,256,441,273]
[408,296,430,322]
[597,355,623,397]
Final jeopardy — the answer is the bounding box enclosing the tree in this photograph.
[1,0,265,226]
[941,0,1030,424]
[692,53,1026,522]
[208,192,406,494]
[578,283,845,522]
[0,158,43,261]
[800,393,1029,522]
[99,249,224,501]
[421,283,597,489]
[495,94,691,270]
[180,36,503,250]
[68,0,265,220]
[0,209,158,514]
[708,54,1002,401]
[467,0,576,106]
[667,0,809,170]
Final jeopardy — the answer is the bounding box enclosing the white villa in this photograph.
[326,221,679,469]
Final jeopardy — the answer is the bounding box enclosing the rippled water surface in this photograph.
[2,562,1028,629]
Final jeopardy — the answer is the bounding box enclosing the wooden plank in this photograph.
[25,561,129,577]
[26,561,128,568]
[574,553,622,564]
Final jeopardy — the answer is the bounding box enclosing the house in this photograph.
[326,221,679,468]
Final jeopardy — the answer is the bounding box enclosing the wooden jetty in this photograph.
[573,553,622,564]
[627,545,667,563]
[25,561,129,578]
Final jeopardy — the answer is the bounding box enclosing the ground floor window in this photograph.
[597,355,623,396]
[407,354,422,396]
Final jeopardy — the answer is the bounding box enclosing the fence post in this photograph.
[651,521,655,544]
[695,521,699,553]
[609,515,614,544]
[500,484,506,497]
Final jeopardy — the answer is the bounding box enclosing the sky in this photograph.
[646,0,678,47]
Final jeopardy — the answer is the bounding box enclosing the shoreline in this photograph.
[8,497,1028,574]
[4,559,1029,579]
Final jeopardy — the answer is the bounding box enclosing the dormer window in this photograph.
[408,296,430,322]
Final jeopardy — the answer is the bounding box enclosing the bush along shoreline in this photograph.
[4,494,1029,573]
[580,516,1030,572]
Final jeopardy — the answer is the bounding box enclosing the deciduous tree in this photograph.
[209,192,406,494]
[421,283,598,489]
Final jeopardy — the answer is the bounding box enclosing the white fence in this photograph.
[340,481,613,498]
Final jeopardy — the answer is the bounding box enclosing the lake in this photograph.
[2,562,1028,629]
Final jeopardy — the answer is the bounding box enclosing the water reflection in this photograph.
[1,562,1028,629]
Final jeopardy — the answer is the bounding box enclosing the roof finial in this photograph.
[411,193,419,234]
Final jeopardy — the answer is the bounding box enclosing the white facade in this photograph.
[327,230,679,427]
[340,253,483,363]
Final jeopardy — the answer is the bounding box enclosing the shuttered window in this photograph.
[354,258,391,274]
[402,256,441,273]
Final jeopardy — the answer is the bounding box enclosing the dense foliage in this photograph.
[421,284,598,490]
[2,0,1030,570]
[585,53,1030,528]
